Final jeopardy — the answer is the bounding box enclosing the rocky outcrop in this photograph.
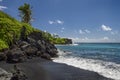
[64,38,72,44]
[0,65,27,80]
[0,31,58,63]
[27,31,58,57]
[0,52,6,61]
[10,65,27,80]
[6,47,27,63]
[0,68,12,80]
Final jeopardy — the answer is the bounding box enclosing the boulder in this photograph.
[41,53,51,60]
[9,44,18,50]
[24,46,38,57]
[27,32,58,58]
[0,68,12,80]
[0,52,6,61]
[1,31,58,62]
[19,42,30,51]
[27,37,36,45]
[10,65,27,80]
[6,48,26,63]
[45,43,58,57]
[37,40,46,50]
[19,41,30,47]
[36,51,42,56]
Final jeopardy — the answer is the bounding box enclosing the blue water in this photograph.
[54,43,120,80]
[56,43,120,64]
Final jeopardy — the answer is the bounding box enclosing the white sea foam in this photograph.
[70,43,79,46]
[53,50,120,80]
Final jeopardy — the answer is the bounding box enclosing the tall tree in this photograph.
[18,3,32,24]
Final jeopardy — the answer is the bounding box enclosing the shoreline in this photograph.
[0,57,112,80]
[54,49,120,80]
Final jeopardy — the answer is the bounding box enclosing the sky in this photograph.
[0,0,120,42]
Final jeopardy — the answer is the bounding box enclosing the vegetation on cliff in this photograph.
[0,11,72,51]
[0,11,35,50]
[41,31,72,44]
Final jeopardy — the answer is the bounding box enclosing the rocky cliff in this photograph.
[0,11,58,62]
[0,30,58,63]
[64,38,72,44]
[0,11,73,63]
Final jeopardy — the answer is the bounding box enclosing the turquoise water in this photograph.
[54,43,120,80]
[56,43,120,64]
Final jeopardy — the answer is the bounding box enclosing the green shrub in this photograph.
[0,11,68,50]
[0,11,35,50]
[0,39,9,50]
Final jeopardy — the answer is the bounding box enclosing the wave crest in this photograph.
[53,50,120,80]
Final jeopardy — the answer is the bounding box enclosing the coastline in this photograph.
[0,57,112,80]
[54,47,120,80]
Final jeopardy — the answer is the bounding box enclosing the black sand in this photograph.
[0,58,112,80]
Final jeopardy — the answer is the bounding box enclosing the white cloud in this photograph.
[70,37,91,42]
[79,29,85,34]
[0,6,7,10]
[48,20,55,24]
[0,0,2,2]
[85,29,91,33]
[44,30,47,33]
[101,25,112,31]
[69,37,79,42]
[79,29,91,34]
[103,37,109,40]
[48,20,64,25]
[56,20,64,24]
[69,37,111,43]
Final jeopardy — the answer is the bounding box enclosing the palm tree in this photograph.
[18,3,32,24]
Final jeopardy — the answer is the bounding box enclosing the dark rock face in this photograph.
[6,48,27,63]
[64,38,72,44]
[10,65,27,80]
[23,46,38,57]
[27,32,58,57]
[0,31,58,63]
[0,52,6,61]
[41,53,51,60]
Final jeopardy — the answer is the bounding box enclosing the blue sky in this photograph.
[0,0,120,42]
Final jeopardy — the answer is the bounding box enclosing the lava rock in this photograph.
[0,52,6,61]
[6,48,26,63]
[24,46,38,57]
[27,32,58,57]
[41,53,51,60]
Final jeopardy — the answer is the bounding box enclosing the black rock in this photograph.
[10,65,27,80]
[41,53,51,60]
[1,31,58,62]
[6,48,27,63]
[0,52,6,61]
[64,38,72,44]
[27,32,58,57]
[23,46,38,57]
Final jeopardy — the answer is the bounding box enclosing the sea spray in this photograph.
[53,49,120,80]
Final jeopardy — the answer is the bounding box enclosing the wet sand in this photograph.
[0,57,112,80]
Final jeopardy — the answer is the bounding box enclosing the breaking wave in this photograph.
[53,50,120,80]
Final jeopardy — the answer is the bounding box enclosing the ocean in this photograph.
[53,43,120,80]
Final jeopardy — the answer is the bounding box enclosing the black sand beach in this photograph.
[0,57,112,80]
